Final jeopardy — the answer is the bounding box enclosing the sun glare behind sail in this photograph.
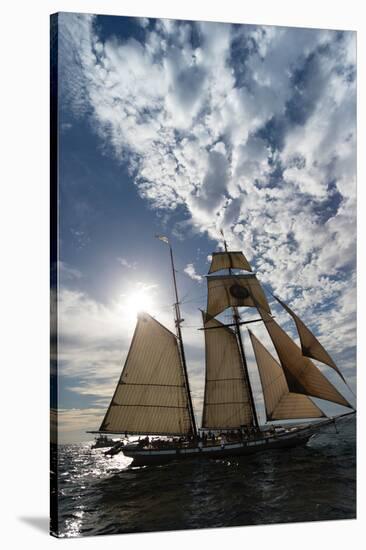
[118,284,157,321]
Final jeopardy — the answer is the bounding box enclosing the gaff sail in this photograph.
[99,313,195,435]
[201,315,253,429]
[249,330,324,420]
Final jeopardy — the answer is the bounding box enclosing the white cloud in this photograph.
[184,263,203,282]
[117,257,137,269]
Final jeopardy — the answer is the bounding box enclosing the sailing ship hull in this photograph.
[122,424,320,466]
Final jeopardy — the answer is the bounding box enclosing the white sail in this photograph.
[273,295,345,382]
[209,251,252,273]
[249,330,324,420]
[100,313,194,435]
[206,274,271,319]
[201,315,253,429]
[259,309,351,408]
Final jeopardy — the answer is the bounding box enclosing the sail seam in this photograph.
[260,371,286,390]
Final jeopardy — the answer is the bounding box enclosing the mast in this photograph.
[222,233,260,430]
[159,237,198,437]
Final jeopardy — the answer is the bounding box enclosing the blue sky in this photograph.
[54,13,356,442]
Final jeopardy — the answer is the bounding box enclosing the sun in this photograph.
[125,292,155,317]
[118,283,157,321]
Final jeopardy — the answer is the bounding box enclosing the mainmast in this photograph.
[157,236,198,437]
[222,233,260,430]
[201,234,353,433]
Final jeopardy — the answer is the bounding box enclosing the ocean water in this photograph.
[51,416,356,537]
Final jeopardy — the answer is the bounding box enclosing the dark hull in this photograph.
[123,426,314,466]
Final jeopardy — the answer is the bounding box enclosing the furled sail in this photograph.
[259,309,351,408]
[209,251,252,273]
[99,313,194,435]
[201,315,253,429]
[273,295,345,382]
[248,330,324,420]
[206,274,271,318]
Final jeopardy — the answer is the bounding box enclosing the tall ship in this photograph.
[89,235,355,465]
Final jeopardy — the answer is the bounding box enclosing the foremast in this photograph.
[158,236,198,438]
[95,237,197,438]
